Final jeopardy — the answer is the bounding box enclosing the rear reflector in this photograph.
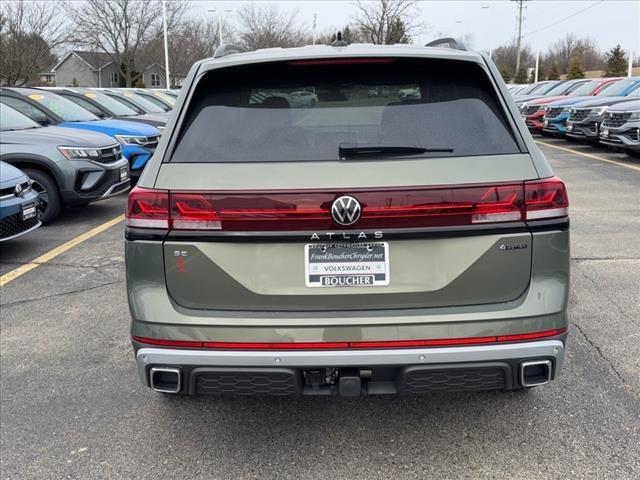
[132,328,567,350]
[125,178,568,231]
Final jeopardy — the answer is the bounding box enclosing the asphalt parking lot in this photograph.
[1,139,639,479]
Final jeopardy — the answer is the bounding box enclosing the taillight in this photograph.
[171,193,221,230]
[125,178,567,231]
[524,177,569,220]
[126,186,169,228]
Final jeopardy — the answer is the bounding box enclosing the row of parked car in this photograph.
[0,87,178,241]
[508,77,640,157]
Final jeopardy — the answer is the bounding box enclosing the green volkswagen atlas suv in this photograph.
[125,40,570,396]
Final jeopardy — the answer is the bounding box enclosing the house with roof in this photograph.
[49,50,184,88]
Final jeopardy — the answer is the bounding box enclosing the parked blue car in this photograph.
[0,162,41,241]
[0,87,160,180]
[542,77,640,135]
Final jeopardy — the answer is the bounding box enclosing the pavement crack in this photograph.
[1,280,123,307]
[571,322,626,385]
[573,262,633,322]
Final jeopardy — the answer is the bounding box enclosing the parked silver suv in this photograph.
[599,99,640,157]
[126,40,570,396]
[0,103,129,223]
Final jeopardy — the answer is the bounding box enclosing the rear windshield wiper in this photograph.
[338,144,454,159]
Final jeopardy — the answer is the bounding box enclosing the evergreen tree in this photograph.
[547,63,560,80]
[499,68,512,83]
[603,45,628,77]
[566,55,585,79]
[514,67,528,84]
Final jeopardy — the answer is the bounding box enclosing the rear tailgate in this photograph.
[156,155,537,311]
[141,55,551,312]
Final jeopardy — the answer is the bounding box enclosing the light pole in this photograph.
[512,0,528,78]
[481,3,493,58]
[162,0,170,88]
[208,9,233,46]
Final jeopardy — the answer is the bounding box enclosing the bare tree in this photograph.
[491,41,535,81]
[0,0,67,85]
[142,17,235,83]
[64,0,187,87]
[545,34,604,74]
[236,3,306,51]
[351,0,422,45]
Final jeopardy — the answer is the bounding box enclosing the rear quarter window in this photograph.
[170,57,522,163]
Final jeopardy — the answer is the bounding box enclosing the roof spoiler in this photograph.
[425,37,467,51]
[213,44,247,59]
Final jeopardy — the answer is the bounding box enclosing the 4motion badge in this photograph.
[499,243,529,251]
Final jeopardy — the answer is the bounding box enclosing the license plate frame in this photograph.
[21,202,37,221]
[304,242,389,288]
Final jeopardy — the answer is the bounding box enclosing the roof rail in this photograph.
[213,44,247,59]
[425,37,467,51]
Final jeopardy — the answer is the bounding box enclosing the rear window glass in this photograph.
[171,58,521,163]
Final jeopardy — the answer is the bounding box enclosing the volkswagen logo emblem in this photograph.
[331,196,362,226]
[14,183,23,198]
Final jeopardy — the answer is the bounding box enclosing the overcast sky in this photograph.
[192,0,640,55]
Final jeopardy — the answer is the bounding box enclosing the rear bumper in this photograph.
[136,338,566,395]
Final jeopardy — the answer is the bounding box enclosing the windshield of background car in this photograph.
[23,90,99,122]
[137,93,171,110]
[568,80,601,96]
[544,82,578,96]
[114,92,165,113]
[598,79,637,96]
[518,83,546,95]
[170,58,521,162]
[0,103,40,130]
[535,82,566,95]
[153,92,176,106]
[625,85,640,97]
[85,91,139,116]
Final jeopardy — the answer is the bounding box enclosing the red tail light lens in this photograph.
[126,186,169,228]
[524,177,569,220]
[171,193,221,230]
[132,327,567,350]
[125,178,567,231]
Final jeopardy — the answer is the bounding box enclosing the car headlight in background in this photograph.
[589,106,608,116]
[157,126,165,134]
[562,107,571,113]
[518,103,526,111]
[628,111,640,120]
[538,106,549,113]
[115,134,151,146]
[58,146,101,160]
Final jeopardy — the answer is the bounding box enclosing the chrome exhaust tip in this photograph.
[149,367,182,393]
[520,360,552,387]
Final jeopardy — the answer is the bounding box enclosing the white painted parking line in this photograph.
[535,140,640,172]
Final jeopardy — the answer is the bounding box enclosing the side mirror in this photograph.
[32,113,49,126]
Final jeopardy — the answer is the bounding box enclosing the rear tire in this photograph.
[23,168,61,225]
